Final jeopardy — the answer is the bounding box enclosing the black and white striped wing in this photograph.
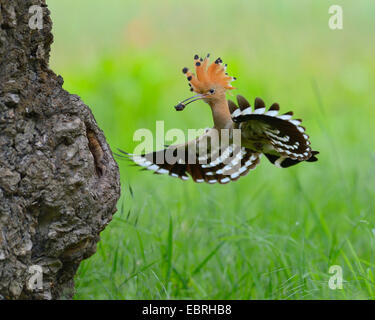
[230,95,319,166]
[116,135,261,184]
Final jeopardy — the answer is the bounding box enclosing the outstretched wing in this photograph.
[229,95,319,167]
[116,128,261,184]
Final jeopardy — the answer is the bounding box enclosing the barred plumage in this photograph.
[231,95,319,167]
[117,134,262,184]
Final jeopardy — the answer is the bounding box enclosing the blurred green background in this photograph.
[47,0,375,299]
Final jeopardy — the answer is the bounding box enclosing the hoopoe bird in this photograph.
[118,54,319,184]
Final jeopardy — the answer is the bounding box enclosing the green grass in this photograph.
[47,0,375,299]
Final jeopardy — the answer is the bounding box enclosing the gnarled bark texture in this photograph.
[0,0,121,299]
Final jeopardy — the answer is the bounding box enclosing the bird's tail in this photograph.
[264,150,319,168]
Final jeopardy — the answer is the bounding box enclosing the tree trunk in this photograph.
[0,0,121,299]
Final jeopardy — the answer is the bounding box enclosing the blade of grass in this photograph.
[119,259,159,287]
[192,241,224,276]
[165,215,173,282]
[136,229,146,263]
[347,240,374,297]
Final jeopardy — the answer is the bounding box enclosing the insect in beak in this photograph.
[174,93,208,111]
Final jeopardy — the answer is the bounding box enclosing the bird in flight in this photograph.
[117,54,319,184]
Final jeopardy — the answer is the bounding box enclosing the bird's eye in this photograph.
[209,89,215,94]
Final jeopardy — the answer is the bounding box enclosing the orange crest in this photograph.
[182,54,236,93]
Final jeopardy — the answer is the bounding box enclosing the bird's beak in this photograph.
[174,93,208,111]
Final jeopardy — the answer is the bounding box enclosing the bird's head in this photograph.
[175,54,236,111]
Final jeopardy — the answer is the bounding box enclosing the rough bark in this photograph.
[0,0,121,299]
